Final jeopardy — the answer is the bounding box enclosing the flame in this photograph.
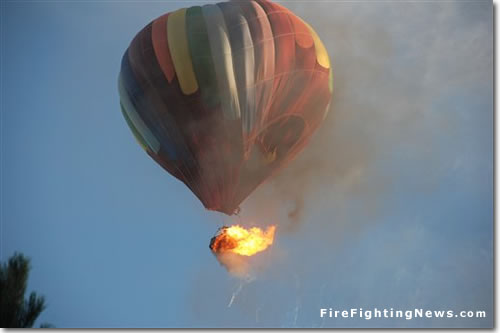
[210,225,276,256]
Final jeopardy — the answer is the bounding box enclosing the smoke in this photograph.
[212,249,280,280]
[239,2,392,231]
[213,252,251,279]
[190,1,492,327]
[239,0,491,234]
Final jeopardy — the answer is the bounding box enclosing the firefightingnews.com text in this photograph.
[320,308,487,321]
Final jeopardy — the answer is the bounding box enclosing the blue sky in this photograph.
[1,0,493,328]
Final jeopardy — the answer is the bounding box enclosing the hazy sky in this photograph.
[2,0,493,328]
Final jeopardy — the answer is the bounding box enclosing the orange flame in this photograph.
[209,225,276,256]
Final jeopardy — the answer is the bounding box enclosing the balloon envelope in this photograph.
[118,0,333,215]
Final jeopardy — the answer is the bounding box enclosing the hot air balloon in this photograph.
[118,0,333,215]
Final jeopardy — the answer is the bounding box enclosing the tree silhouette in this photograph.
[0,253,51,328]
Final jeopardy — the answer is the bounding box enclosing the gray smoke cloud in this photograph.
[195,0,492,327]
[238,0,492,234]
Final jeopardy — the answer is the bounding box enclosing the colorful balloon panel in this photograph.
[118,0,333,215]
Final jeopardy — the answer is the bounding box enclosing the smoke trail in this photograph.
[227,282,242,307]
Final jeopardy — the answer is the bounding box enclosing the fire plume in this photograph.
[209,225,276,256]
